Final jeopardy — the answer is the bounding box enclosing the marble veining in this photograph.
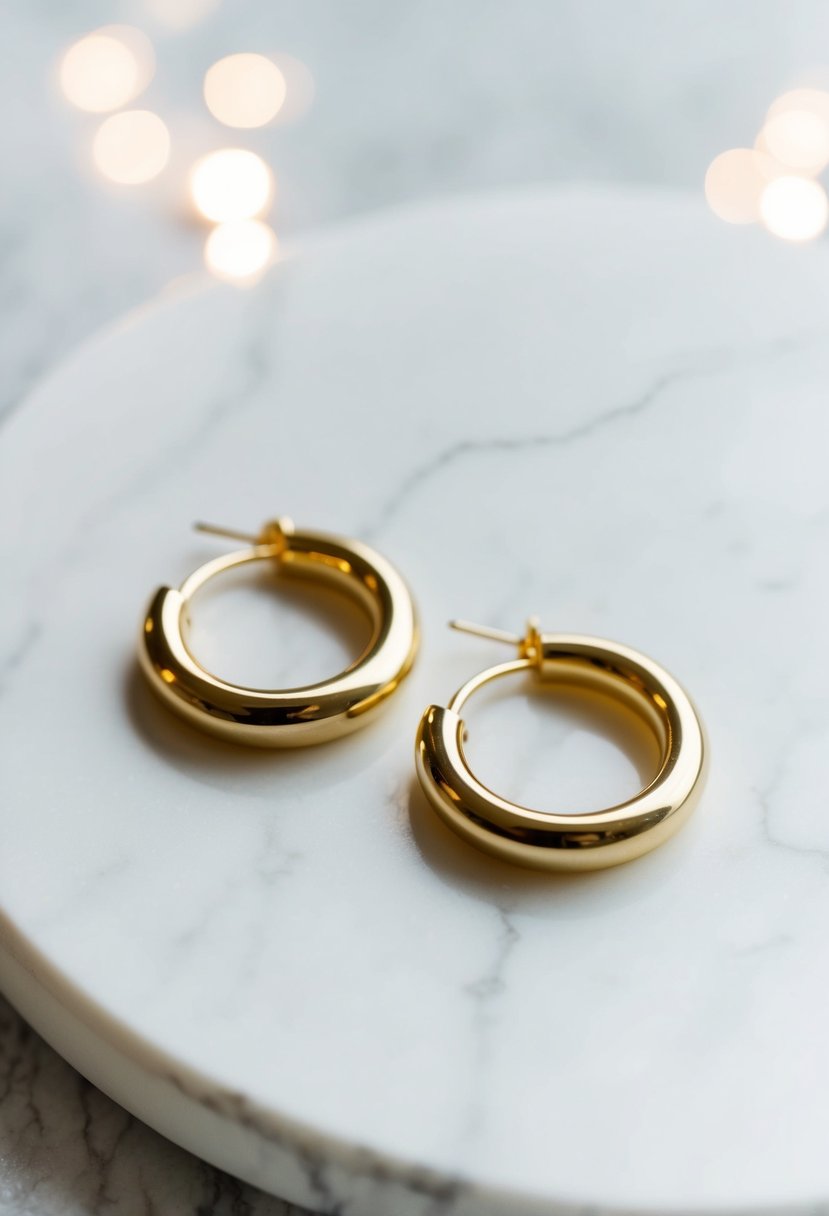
[5,188,829,1214]
[0,994,304,1216]
[367,329,828,540]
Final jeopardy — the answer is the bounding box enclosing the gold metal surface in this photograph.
[415,620,706,871]
[139,517,419,746]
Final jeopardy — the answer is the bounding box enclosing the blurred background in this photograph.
[7,1,829,428]
[3,1,829,1210]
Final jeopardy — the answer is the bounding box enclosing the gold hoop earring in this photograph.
[139,517,418,747]
[415,618,705,871]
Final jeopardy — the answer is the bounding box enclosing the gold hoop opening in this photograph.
[415,620,705,871]
[139,517,419,747]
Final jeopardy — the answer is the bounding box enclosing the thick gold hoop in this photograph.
[415,619,706,871]
[139,517,419,747]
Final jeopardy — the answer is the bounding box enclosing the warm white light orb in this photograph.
[93,110,170,184]
[758,109,829,175]
[190,149,273,222]
[704,148,780,224]
[760,175,828,242]
[205,219,277,282]
[59,28,154,113]
[768,88,829,126]
[204,53,287,128]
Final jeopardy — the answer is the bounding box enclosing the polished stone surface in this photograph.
[0,992,299,1216]
[4,187,829,1213]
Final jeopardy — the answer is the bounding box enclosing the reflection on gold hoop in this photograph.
[415,619,705,871]
[139,517,418,747]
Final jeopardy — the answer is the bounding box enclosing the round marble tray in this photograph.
[2,186,829,1215]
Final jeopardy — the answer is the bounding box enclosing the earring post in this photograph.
[448,620,523,646]
[193,521,260,544]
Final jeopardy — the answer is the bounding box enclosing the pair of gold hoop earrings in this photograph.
[139,517,706,872]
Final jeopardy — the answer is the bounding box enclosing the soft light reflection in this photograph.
[768,88,829,126]
[190,149,273,222]
[757,109,829,175]
[205,219,277,282]
[93,110,170,184]
[204,53,287,128]
[704,148,779,224]
[59,27,154,113]
[143,0,220,30]
[760,175,829,241]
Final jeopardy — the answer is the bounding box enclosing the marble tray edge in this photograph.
[0,906,819,1216]
[5,179,711,437]
[0,908,600,1216]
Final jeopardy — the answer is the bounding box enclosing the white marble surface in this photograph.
[4,186,829,1213]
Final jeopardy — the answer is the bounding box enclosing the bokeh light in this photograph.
[205,219,277,282]
[704,148,780,224]
[760,175,828,241]
[93,110,170,184]
[204,53,287,128]
[190,149,273,222]
[757,109,829,175]
[59,27,155,113]
[767,88,829,126]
